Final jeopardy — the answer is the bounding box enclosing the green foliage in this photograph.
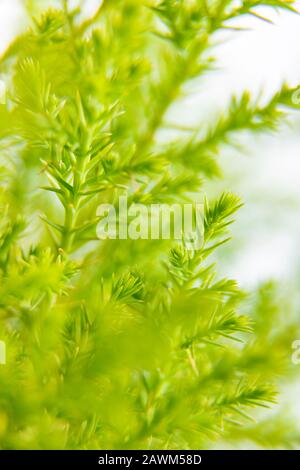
[0,0,299,449]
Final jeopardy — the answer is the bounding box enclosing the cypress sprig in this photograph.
[0,0,299,450]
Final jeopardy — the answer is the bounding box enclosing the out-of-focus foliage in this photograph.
[0,0,299,449]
